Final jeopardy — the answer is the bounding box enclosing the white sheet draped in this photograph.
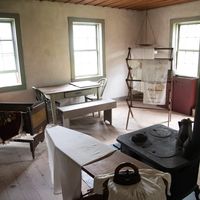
[45,125,116,200]
[142,60,169,105]
[130,48,155,59]
[128,60,144,92]
[128,53,169,105]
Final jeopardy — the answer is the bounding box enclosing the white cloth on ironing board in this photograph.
[141,60,169,105]
[94,168,171,200]
[45,125,116,200]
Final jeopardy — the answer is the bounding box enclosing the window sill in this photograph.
[71,75,106,82]
[173,75,199,80]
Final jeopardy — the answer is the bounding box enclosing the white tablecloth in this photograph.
[45,125,116,200]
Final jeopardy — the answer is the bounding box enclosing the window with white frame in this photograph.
[170,17,200,78]
[68,17,106,81]
[0,13,26,93]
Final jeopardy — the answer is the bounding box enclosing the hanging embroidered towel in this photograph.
[141,60,169,105]
[143,82,167,105]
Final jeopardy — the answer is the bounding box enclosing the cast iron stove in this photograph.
[117,124,200,200]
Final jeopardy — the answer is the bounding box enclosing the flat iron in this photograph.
[113,162,141,185]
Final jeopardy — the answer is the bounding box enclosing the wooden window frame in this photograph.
[68,17,106,82]
[170,16,200,78]
[0,13,26,93]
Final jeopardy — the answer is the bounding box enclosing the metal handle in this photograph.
[114,162,139,175]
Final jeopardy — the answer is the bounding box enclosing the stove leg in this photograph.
[194,185,200,200]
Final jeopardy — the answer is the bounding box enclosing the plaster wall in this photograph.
[145,1,200,48]
[0,0,141,102]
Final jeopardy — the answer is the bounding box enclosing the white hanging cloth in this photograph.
[128,48,154,93]
[142,60,169,105]
[130,48,155,59]
[128,60,144,92]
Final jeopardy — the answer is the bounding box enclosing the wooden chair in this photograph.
[32,86,60,120]
[85,78,108,117]
[85,78,108,101]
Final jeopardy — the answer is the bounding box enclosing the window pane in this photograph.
[0,72,19,87]
[0,14,26,92]
[179,25,188,37]
[0,40,16,71]
[0,41,14,53]
[68,17,105,81]
[196,25,200,37]
[179,24,200,50]
[73,24,96,50]
[176,23,200,77]
[74,51,98,77]
[0,54,16,71]
[179,37,199,50]
[177,51,199,77]
[0,23,12,40]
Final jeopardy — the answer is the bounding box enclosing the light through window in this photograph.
[0,21,19,87]
[0,13,26,93]
[171,17,200,78]
[176,24,200,77]
[68,17,106,82]
[73,24,98,77]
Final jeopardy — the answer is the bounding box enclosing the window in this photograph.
[0,13,26,93]
[170,16,200,77]
[68,17,106,82]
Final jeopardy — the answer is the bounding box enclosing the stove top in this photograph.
[117,124,197,171]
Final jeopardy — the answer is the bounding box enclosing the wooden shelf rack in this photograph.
[125,47,174,129]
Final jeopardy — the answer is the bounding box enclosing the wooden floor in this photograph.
[0,100,199,200]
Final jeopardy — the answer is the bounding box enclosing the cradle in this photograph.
[0,101,48,159]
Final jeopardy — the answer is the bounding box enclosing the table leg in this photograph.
[104,109,112,125]
[97,87,101,117]
[50,94,57,124]
[63,116,70,128]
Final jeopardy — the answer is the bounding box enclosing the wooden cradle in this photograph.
[0,101,49,159]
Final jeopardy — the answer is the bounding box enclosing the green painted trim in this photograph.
[170,16,200,78]
[68,17,106,82]
[0,12,26,93]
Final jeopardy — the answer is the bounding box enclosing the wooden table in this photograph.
[80,151,152,200]
[37,81,100,124]
[83,150,151,178]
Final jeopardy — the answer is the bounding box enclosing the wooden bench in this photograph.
[57,98,116,128]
